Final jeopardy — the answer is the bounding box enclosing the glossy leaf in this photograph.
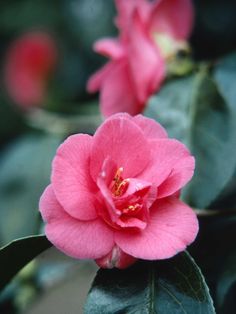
[146,70,236,208]
[84,252,215,314]
[145,75,194,144]
[0,235,51,291]
[210,52,236,209]
[184,71,236,208]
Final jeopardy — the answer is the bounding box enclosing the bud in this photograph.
[96,246,137,269]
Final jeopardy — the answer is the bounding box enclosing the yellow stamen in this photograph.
[111,167,129,196]
[122,204,141,214]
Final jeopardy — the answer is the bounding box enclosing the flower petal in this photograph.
[40,185,115,259]
[115,0,152,34]
[91,113,150,181]
[99,60,143,117]
[87,62,114,93]
[52,134,98,220]
[115,197,198,260]
[94,38,125,59]
[96,245,136,269]
[133,114,167,139]
[150,0,194,40]
[139,139,195,196]
[127,9,165,103]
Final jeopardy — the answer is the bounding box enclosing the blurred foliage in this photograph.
[0,134,61,245]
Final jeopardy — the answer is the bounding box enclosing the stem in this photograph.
[194,208,236,217]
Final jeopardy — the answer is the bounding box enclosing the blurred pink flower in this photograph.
[87,0,193,117]
[4,32,57,110]
[39,113,198,269]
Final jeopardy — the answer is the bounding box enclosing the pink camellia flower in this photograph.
[4,32,57,110]
[39,113,198,269]
[87,0,193,117]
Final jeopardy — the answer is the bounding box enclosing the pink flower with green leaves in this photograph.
[39,114,198,269]
[87,0,193,117]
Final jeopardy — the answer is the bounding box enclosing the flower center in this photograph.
[122,203,142,215]
[111,167,129,197]
[110,167,145,217]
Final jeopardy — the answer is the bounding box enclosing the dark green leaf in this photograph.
[84,252,215,314]
[184,71,236,208]
[0,134,60,245]
[146,71,236,208]
[0,235,51,291]
[210,52,236,209]
[145,75,194,144]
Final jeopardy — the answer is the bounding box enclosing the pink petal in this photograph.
[127,9,165,103]
[39,185,66,222]
[4,32,57,109]
[101,113,167,140]
[115,0,139,31]
[52,134,98,221]
[90,114,150,181]
[115,197,198,260]
[94,38,125,59]
[5,72,45,109]
[96,245,136,269]
[133,114,167,139]
[115,0,152,34]
[87,61,114,93]
[99,60,143,117]
[150,0,194,40]
[97,158,121,223]
[117,217,147,230]
[40,185,114,259]
[139,139,195,196]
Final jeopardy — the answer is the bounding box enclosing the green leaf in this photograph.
[210,52,236,209]
[146,70,236,209]
[84,252,215,314]
[184,71,236,208]
[0,134,60,245]
[145,75,194,144]
[0,235,51,291]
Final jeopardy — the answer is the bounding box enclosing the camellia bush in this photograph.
[1,0,236,313]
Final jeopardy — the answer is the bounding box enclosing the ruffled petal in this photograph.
[133,115,167,139]
[115,197,198,259]
[91,112,151,181]
[52,134,98,221]
[40,185,115,259]
[139,139,195,196]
